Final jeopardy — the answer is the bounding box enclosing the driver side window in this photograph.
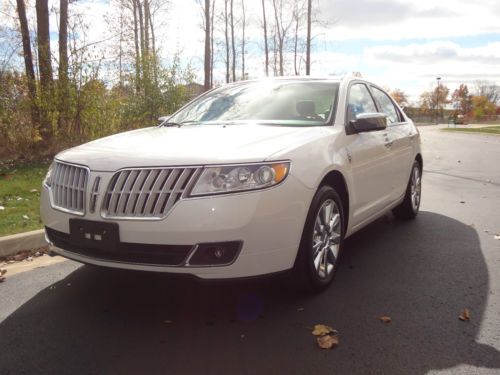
[347,84,377,123]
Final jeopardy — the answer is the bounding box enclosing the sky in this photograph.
[3,0,500,104]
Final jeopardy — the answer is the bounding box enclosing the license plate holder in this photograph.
[69,219,119,251]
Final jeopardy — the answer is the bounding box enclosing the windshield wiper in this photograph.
[160,120,199,127]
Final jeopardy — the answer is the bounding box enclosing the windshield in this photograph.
[167,80,339,126]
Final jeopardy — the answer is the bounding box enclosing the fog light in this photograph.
[213,248,224,259]
[188,241,242,266]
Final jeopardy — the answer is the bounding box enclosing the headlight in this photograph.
[190,162,290,196]
[43,162,55,188]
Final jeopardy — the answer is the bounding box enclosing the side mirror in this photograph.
[158,116,169,123]
[350,113,387,133]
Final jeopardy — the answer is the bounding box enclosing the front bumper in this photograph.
[41,173,313,279]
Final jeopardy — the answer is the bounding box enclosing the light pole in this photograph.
[436,77,442,124]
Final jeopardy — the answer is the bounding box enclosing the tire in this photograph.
[393,159,422,220]
[292,185,345,292]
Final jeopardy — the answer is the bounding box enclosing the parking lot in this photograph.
[1,125,500,374]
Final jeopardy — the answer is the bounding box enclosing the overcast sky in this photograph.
[6,0,500,104]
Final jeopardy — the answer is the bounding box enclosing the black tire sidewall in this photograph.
[295,185,345,290]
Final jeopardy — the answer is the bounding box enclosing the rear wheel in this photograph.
[393,159,422,220]
[293,185,344,292]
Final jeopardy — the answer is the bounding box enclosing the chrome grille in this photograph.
[102,167,199,219]
[50,161,89,215]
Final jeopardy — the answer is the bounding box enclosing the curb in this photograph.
[0,229,47,258]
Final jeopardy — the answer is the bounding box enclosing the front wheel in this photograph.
[292,185,345,292]
[393,159,422,220]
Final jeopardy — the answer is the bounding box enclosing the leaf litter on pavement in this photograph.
[459,308,471,322]
[312,324,339,349]
[379,316,392,324]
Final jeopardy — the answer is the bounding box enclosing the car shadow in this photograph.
[1,211,499,374]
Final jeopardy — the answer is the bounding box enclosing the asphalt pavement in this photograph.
[1,125,500,374]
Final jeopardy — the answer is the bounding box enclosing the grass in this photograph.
[442,126,500,135]
[0,162,50,236]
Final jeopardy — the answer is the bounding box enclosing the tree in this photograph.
[305,0,311,75]
[210,0,216,87]
[471,96,497,120]
[390,89,408,107]
[241,0,246,80]
[204,0,211,91]
[451,84,472,115]
[36,0,53,143]
[224,0,230,83]
[230,0,235,81]
[261,0,269,76]
[15,0,38,124]
[474,80,500,105]
[58,0,69,131]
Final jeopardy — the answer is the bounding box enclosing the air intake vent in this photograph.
[102,167,199,219]
[50,161,89,215]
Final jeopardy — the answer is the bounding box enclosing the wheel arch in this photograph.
[415,153,423,169]
[319,170,350,233]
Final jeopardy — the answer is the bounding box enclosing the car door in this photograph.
[345,83,394,227]
[370,86,414,203]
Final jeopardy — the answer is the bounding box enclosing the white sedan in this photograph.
[41,77,422,291]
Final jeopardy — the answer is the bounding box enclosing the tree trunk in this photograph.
[241,0,246,80]
[210,0,215,87]
[204,0,211,91]
[272,0,283,76]
[224,0,230,83]
[35,0,53,144]
[305,0,311,75]
[261,0,269,77]
[58,0,69,133]
[16,0,38,125]
[230,0,235,81]
[132,0,141,93]
[137,0,145,86]
[148,4,157,85]
[293,7,299,75]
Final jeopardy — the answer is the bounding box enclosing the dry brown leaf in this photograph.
[312,324,336,336]
[0,269,6,276]
[379,316,392,324]
[459,308,470,322]
[316,334,339,349]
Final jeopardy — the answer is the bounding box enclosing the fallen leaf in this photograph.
[484,229,489,233]
[316,334,339,349]
[460,201,466,204]
[457,160,461,163]
[0,276,5,283]
[0,269,6,276]
[30,189,38,193]
[459,308,470,322]
[22,215,29,220]
[0,206,4,210]
[312,324,336,336]
[17,197,22,201]
[379,316,392,324]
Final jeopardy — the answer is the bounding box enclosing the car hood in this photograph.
[56,124,327,171]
